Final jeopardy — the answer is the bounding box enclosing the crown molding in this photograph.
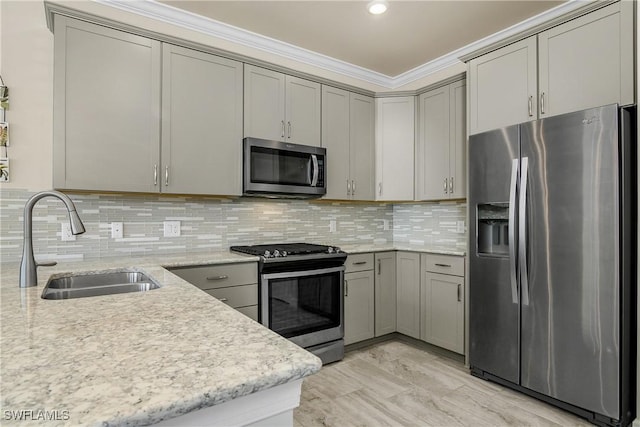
[81,0,596,90]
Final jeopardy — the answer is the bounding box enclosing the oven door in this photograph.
[244,137,326,196]
[261,266,344,348]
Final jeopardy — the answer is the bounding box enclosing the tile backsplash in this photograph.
[0,188,466,263]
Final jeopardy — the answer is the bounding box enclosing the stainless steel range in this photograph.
[230,243,346,364]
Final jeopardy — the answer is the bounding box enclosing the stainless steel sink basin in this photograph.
[42,271,160,300]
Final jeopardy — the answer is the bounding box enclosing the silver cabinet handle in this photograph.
[352,261,367,266]
[449,177,454,194]
[435,263,451,268]
[219,298,228,302]
[443,178,448,194]
[37,261,57,267]
[508,158,519,305]
[528,95,533,117]
[347,179,351,196]
[519,157,530,306]
[540,92,546,115]
[287,121,291,139]
[377,259,381,275]
[378,182,382,196]
[165,166,169,186]
[206,275,228,281]
[457,284,461,302]
[281,120,285,138]
[352,180,356,196]
[310,154,319,187]
[153,164,158,186]
[345,280,349,297]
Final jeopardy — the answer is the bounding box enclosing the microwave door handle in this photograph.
[311,154,319,187]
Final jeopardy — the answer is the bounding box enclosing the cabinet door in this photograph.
[349,93,375,201]
[538,2,634,118]
[344,270,375,345]
[448,80,467,199]
[416,86,450,200]
[396,252,420,339]
[468,36,537,135]
[375,97,415,201]
[422,272,464,354]
[321,86,350,199]
[53,16,161,192]
[244,64,285,141]
[285,76,321,147]
[375,252,397,337]
[161,44,243,195]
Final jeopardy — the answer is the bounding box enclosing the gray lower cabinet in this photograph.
[161,44,243,195]
[344,253,375,345]
[321,86,375,200]
[420,254,465,354]
[169,263,259,321]
[374,252,396,337]
[396,252,420,339]
[53,15,161,192]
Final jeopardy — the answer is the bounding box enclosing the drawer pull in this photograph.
[219,298,229,302]
[457,285,461,302]
[435,263,451,268]
[206,275,229,281]
[352,261,367,265]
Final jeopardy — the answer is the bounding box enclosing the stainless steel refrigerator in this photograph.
[469,104,635,427]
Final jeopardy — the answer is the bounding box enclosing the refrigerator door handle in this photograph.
[519,156,530,306]
[508,158,519,304]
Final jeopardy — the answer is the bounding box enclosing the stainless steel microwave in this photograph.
[243,137,326,198]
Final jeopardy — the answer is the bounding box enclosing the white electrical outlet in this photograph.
[61,222,76,241]
[329,220,337,233]
[456,220,465,233]
[164,221,181,237]
[383,219,390,231]
[111,222,123,239]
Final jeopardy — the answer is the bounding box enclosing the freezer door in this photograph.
[469,125,520,384]
[519,105,620,419]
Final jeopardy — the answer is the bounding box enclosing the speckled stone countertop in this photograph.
[0,251,320,427]
[337,242,466,257]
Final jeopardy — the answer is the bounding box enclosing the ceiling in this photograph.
[158,1,565,77]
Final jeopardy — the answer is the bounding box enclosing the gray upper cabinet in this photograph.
[469,2,633,135]
[322,86,374,200]
[468,36,537,135]
[53,16,161,192]
[537,2,634,118]
[244,64,321,146]
[416,80,466,201]
[161,44,243,195]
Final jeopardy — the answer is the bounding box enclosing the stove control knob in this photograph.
[264,250,271,258]
[327,247,334,253]
[281,250,288,257]
[335,247,343,253]
[273,249,281,257]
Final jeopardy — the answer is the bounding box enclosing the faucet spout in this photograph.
[19,190,86,288]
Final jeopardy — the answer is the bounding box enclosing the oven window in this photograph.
[268,272,341,338]
[250,146,312,186]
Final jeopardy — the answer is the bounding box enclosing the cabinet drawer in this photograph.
[170,263,257,290]
[424,254,464,277]
[236,305,258,322]
[204,284,258,308]
[345,253,374,273]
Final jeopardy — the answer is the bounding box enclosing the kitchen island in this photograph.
[0,252,322,426]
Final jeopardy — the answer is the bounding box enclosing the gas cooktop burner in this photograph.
[230,243,343,259]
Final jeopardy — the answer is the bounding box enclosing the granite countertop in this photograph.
[338,242,466,257]
[0,251,320,427]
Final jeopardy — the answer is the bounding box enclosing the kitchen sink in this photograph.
[42,270,160,300]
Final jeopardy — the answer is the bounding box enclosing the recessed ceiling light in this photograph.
[368,0,388,15]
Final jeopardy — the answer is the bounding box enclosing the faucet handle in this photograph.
[36,261,57,268]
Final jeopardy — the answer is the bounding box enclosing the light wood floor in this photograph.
[294,338,592,426]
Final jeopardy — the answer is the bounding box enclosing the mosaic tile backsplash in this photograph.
[0,188,466,263]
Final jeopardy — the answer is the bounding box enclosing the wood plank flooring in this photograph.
[294,339,592,426]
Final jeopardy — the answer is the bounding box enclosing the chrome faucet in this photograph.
[19,190,86,288]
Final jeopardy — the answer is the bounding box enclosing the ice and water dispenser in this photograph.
[477,203,509,256]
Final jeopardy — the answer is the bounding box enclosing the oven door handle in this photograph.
[310,154,319,187]
[261,265,345,281]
